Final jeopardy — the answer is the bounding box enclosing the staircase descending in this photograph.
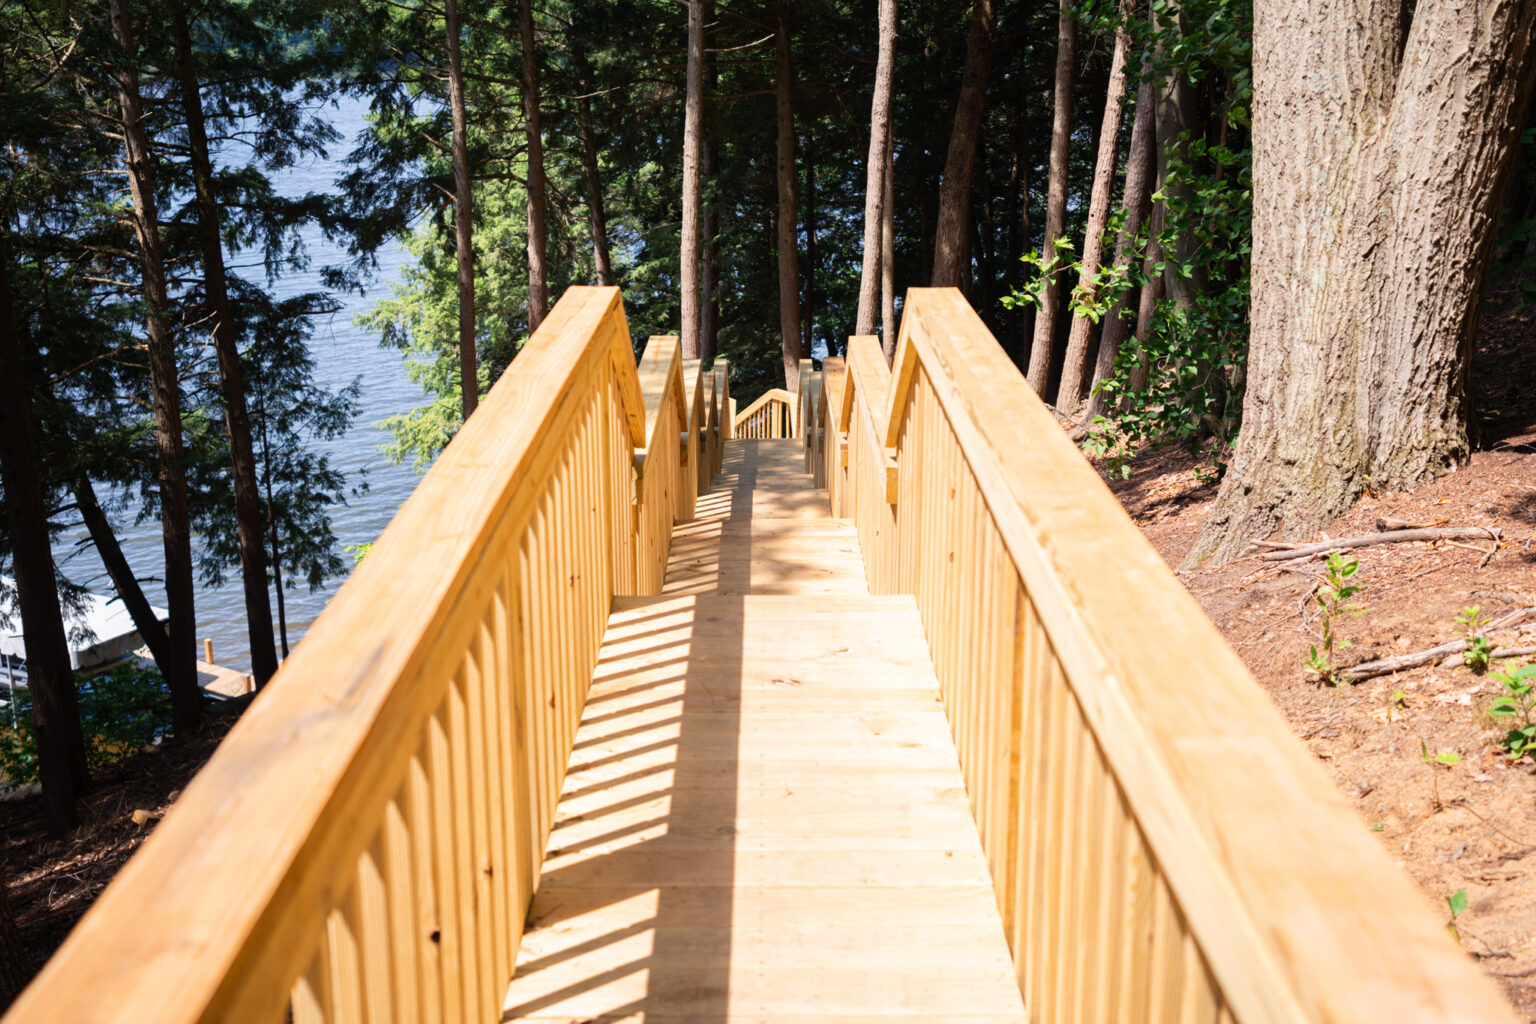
[6,287,1519,1024]
[503,440,1026,1021]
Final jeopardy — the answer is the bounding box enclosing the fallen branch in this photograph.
[1337,607,1536,680]
[1262,526,1501,562]
[1376,517,1449,531]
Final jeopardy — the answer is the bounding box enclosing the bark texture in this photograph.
[0,256,82,836]
[576,98,614,286]
[445,0,477,416]
[1189,0,1536,565]
[856,0,897,334]
[680,0,705,358]
[1025,0,1076,397]
[774,3,803,390]
[1083,75,1156,422]
[172,3,278,686]
[111,0,201,734]
[519,0,549,331]
[930,0,997,287]
[881,141,897,358]
[1056,21,1131,416]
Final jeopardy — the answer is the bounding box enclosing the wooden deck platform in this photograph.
[503,439,1026,1022]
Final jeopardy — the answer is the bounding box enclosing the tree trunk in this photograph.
[1152,8,1206,311]
[444,0,477,417]
[519,0,549,332]
[1056,20,1131,416]
[881,140,897,358]
[0,256,82,836]
[856,0,897,334]
[0,859,29,1008]
[74,475,173,672]
[111,0,200,735]
[803,136,818,356]
[1025,0,1076,397]
[1127,198,1164,397]
[1083,74,1156,422]
[680,0,705,358]
[931,0,998,287]
[576,98,614,287]
[171,2,278,688]
[701,9,720,364]
[774,2,803,391]
[1188,0,1536,566]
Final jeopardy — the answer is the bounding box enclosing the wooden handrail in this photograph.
[732,387,795,439]
[816,356,847,513]
[844,287,1516,1023]
[3,287,724,1024]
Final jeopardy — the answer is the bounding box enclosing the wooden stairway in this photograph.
[502,438,1028,1022]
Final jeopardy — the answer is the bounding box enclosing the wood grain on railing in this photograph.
[843,287,1516,1024]
[713,359,731,473]
[2,287,722,1024]
[633,335,688,594]
[733,387,795,439]
[817,356,846,511]
[844,337,899,594]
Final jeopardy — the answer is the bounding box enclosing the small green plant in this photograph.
[1419,740,1462,766]
[1304,553,1367,685]
[1456,605,1495,673]
[1488,663,1536,760]
[1446,888,1469,940]
[1369,822,1386,832]
[0,662,174,787]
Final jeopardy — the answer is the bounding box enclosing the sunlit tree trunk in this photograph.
[680,0,705,358]
[445,0,477,416]
[1056,18,1130,416]
[1083,75,1156,422]
[111,0,201,735]
[701,7,721,364]
[931,0,997,287]
[576,98,614,286]
[1189,0,1536,565]
[857,0,897,335]
[1025,0,1075,397]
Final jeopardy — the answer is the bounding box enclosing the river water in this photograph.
[54,95,427,674]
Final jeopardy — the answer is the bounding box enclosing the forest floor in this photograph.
[0,709,236,995]
[1100,285,1536,1019]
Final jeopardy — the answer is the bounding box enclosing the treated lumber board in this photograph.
[505,588,1025,1022]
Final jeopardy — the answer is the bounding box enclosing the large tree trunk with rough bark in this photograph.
[172,3,278,687]
[1025,0,1075,397]
[0,859,28,1007]
[774,3,803,391]
[856,0,897,335]
[1056,20,1131,417]
[930,0,997,287]
[519,0,549,332]
[1083,75,1156,422]
[0,256,83,836]
[1188,0,1536,566]
[445,0,477,417]
[111,0,201,735]
[680,0,705,358]
[576,98,614,286]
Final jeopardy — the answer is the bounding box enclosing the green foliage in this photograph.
[1304,553,1366,684]
[1456,605,1494,673]
[1446,888,1469,940]
[0,663,175,787]
[1419,740,1462,767]
[1488,663,1536,760]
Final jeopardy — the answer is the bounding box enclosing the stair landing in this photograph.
[502,439,1026,1022]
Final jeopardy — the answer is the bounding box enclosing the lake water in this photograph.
[54,94,427,674]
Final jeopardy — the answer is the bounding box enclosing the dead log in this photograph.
[1337,606,1536,680]
[1262,526,1500,562]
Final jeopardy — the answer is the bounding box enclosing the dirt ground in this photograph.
[0,711,234,997]
[1101,287,1536,1018]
